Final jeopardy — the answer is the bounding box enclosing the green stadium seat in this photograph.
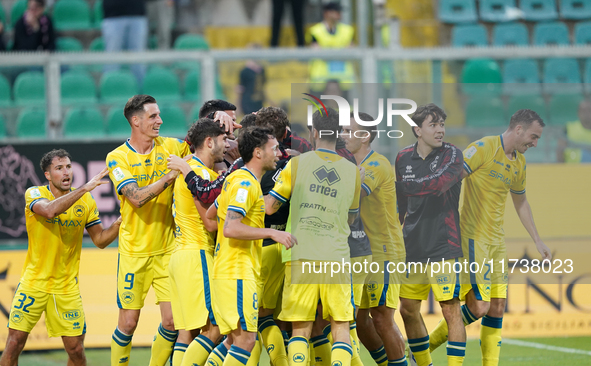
[492,23,528,46]
[574,21,591,44]
[142,67,181,102]
[159,105,188,137]
[53,0,92,30]
[184,70,201,101]
[90,37,105,51]
[465,97,505,127]
[16,109,46,137]
[61,70,97,104]
[0,73,11,107]
[106,107,130,137]
[507,95,547,122]
[462,59,502,95]
[0,114,6,138]
[503,59,541,95]
[57,37,84,52]
[100,70,138,103]
[543,58,582,94]
[533,22,570,46]
[10,0,27,27]
[14,71,45,105]
[174,34,210,50]
[560,0,591,19]
[520,0,558,21]
[189,104,201,123]
[584,59,591,93]
[63,107,105,137]
[451,24,488,47]
[549,93,583,125]
[93,0,103,27]
[439,0,478,23]
[479,0,519,22]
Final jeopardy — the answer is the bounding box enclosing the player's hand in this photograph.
[536,240,552,260]
[167,154,192,176]
[225,139,241,162]
[114,216,122,226]
[359,166,366,185]
[84,167,110,191]
[214,111,242,134]
[272,230,298,250]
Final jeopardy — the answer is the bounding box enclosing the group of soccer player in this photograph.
[1,94,552,366]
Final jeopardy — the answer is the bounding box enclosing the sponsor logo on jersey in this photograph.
[313,166,340,185]
[299,216,334,230]
[63,310,81,321]
[156,153,165,165]
[74,205,85,217]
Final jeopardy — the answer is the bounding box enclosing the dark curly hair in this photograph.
[40,149,71,172]
[187,118,226,151]
[255,107,289,141]
[238,126,275,163]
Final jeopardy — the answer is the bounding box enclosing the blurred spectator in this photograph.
[0,22,6,51]
[102,0,147,82]
[147,0,174,49]
[271,0,306,47]
[236,45,266,115]
[559,100,591,163]
[13,0,55,51]
[308,2,355,92]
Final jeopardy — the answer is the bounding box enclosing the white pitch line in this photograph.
[503,338,591,356]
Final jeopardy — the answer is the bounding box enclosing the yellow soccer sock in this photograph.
[331,342,353,366]
[388,356,408,366]
[349,323,363,366]
[408,336,432,366]
[173,342,189,366]
[368,345,388,366]
[206,341,229,366]
[225,345,251,366]
[259,315,289,366]
[480,316,503,366]
[148,323,178,366]
[288,336,309,366]
[246,336,262,366]
[446,341,466,366]
[310,335,330,366]
[181,334,216,366]
[111,327,133,366]
[322,325,333,344]
[308,340,315,366]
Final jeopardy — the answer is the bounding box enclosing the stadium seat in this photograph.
[520,0,558,21]
[159,105,188,137]
[502,59,541,95]
[461,59,502,95]
[61,70,97,104]
[0,73,11,107]
[479,0,521,22]
[549,93,583,125]
[53,0,92,30]
[584,59,591,93]
[465,97,505,127]
[63,107,105,137]
[106,107,130,137]
[89,37,105,51]
[142,67,181,102]
[93,0,103,27]
[174,34,210,50]
[574,21,591,44]
[438,0,478,23]
[533,22,570,46]
[184,70,201,101]
[189,104,201,123]
[560,0,591,19]
[14,71,45,105]
[57,37,84,52]
[492,23,529,46]
[507,95,547,122]
[10,0,27,27]
[543,58,582,94]
[0,113,6,138]
[16,109,46,138]
[451,24,488,47]
[100,70,139,103]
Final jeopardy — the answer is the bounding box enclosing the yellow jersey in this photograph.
[172,156,218,254]
[22,185,101,294]
[213,167,265,281]
[461,135,527,244]
[359,150,405,262]
[106,137,191,257]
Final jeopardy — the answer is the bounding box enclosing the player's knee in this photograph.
[370,306,394,324]
[120,317,139,334]
[468,302,490,319]
[65,342,85,361]
[161,317,175,332]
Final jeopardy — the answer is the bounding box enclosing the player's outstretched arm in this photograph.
[511,192,552,260]
[223,211,297,249]
[120,170,178,208]
[87,216,122,249]
[32,167,110,219]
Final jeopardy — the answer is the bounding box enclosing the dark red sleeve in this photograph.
[184,158,244,204]
[394,152,408,225]
[291,136,313,154]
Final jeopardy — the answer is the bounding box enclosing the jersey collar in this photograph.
[126,139,155,154]
[360,150,375,165]
[192,156,205,166]
[316,148,338,155]
[240,166,258,181]
[499,135,517,160]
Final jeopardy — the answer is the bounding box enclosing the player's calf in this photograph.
[0,328,29,366]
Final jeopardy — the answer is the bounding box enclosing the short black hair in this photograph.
[124,95,157,124]
[255,107,289,141]
[237,126,274,163]
[509,109,545,130]
[410,103,447,138]
[187,118,226,151]
[240,113,257,129]
[30,0,45,7]
[312,107,339,142]
[198,100,237,118]
[350,112,377,143]
[40,149,71,172]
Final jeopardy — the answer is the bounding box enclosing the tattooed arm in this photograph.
[120,170,178,208]
[223,210,296,249]
[264,195,284,216]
